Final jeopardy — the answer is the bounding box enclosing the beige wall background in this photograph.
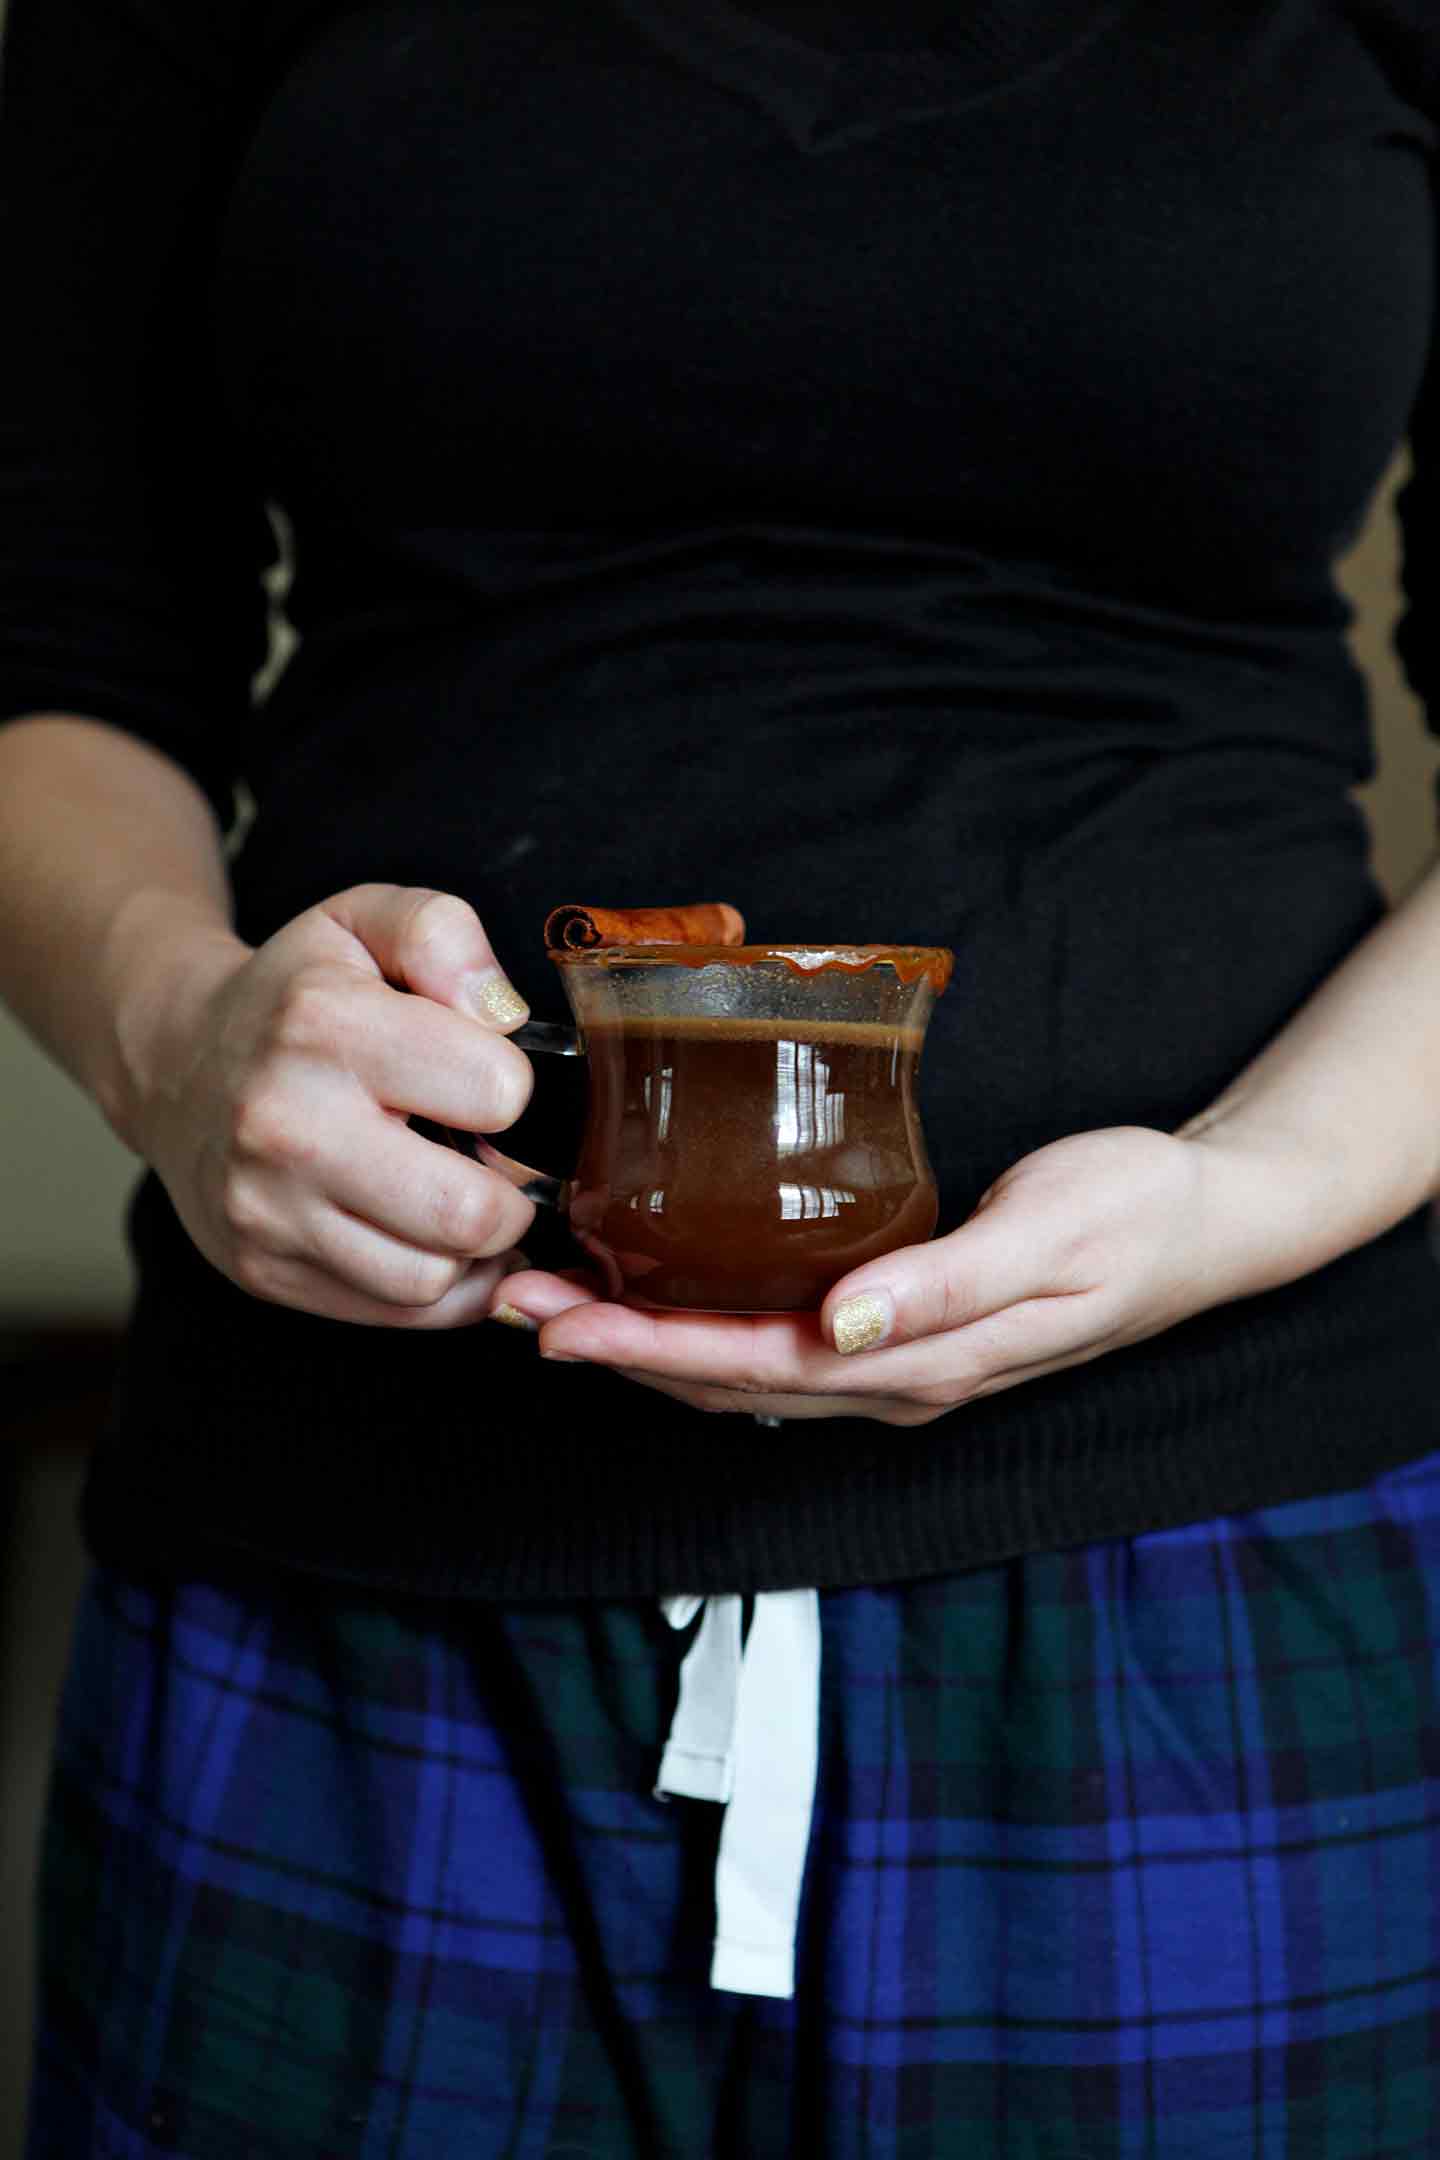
[1349,452,1439,892]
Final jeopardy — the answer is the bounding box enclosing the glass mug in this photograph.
[451,943,953,1314]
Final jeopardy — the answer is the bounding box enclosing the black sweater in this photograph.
[3,0,1440,1599]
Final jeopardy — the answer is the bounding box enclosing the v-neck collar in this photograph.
[611,0,1131,152]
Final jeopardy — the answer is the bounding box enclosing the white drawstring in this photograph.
[653,1588,822,1999]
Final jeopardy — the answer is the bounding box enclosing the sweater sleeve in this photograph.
[0,0,276,825]
[1365,1,1440,729]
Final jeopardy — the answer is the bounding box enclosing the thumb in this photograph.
[821,1204,1054,1357]
[318,884,530,1031]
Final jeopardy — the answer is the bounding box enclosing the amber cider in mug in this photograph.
[555,944,952,1313]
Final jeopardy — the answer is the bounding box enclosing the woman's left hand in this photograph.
[488,1123,1295,1426]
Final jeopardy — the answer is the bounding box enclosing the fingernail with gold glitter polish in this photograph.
[490,1302,538,1332]
[464,971,530,1028]
[831,1291,893,1356]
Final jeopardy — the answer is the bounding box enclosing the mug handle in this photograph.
[443,1018,583,1210]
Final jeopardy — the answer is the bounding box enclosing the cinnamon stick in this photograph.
[544,902,746,951]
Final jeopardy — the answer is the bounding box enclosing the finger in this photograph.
[485,1266,604,1325]
[299,1202,481,1308]
[264,1098,537,1254]
[251,978,534,1134]
[536,1283,1112,1406]
[601,1303,1123,1421]
[244,1169,518,1307]
[323,1123,537,1261]
[232,1245,528,1330]
[819,1209,1085,1358]
[317,884,531,1031]
[535,1304,853,1396]
[361,984,535,1130]
[605,1369,903,1421]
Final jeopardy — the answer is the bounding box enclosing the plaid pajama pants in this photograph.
[26,1443,1440,2158]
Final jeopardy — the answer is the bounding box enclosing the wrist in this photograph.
[94,890,251,1153]
[1177,1101,1417,1303]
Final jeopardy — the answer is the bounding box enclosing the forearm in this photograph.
[1176,855,1440,1298]
[0,713,250,1150]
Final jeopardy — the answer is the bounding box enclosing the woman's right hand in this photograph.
[118,883,539,1327]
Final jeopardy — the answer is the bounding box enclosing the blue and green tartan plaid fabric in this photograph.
[27,1443,1440,2158]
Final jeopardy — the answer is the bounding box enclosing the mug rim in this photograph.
[549,942,954,992]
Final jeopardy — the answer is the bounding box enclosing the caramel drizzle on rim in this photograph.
[549,942,954,994]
